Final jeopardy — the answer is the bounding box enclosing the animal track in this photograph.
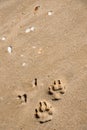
[34,79,66,123]
[48,80,66,100]
[35,100,54,123]
[17,93,27,103]
[34,5,40,15]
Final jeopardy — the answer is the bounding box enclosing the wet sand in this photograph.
[0,0,87,130]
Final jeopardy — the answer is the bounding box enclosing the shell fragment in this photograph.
[8,46,12,54]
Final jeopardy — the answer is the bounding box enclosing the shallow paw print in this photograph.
[17,94,27,104]
[35,100,54,123]
[48,80,66,100]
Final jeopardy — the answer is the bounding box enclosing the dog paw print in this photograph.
[48,80,66,100]
[35,100,54,123]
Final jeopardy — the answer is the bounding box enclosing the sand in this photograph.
[0,0,87,130]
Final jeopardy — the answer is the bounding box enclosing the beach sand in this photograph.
[0,0,87,130]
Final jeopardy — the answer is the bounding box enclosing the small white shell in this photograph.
[1,37,6,41]
[8,46,12,54]
[48,11,53,16]
[30,26,35,31]
[20,54,24,57]
[25,28,31,33]
[22,62,26,66]
[32,46,36,49]
[38,48,42,54]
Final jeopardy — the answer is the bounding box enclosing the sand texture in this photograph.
[0,0,87,130]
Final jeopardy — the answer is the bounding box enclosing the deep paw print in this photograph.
[35,100,54,123]
[48,80,66,100]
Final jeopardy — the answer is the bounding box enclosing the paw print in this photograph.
[17,94,27,103]
[48,80,66,100]
[35,100,54,123]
